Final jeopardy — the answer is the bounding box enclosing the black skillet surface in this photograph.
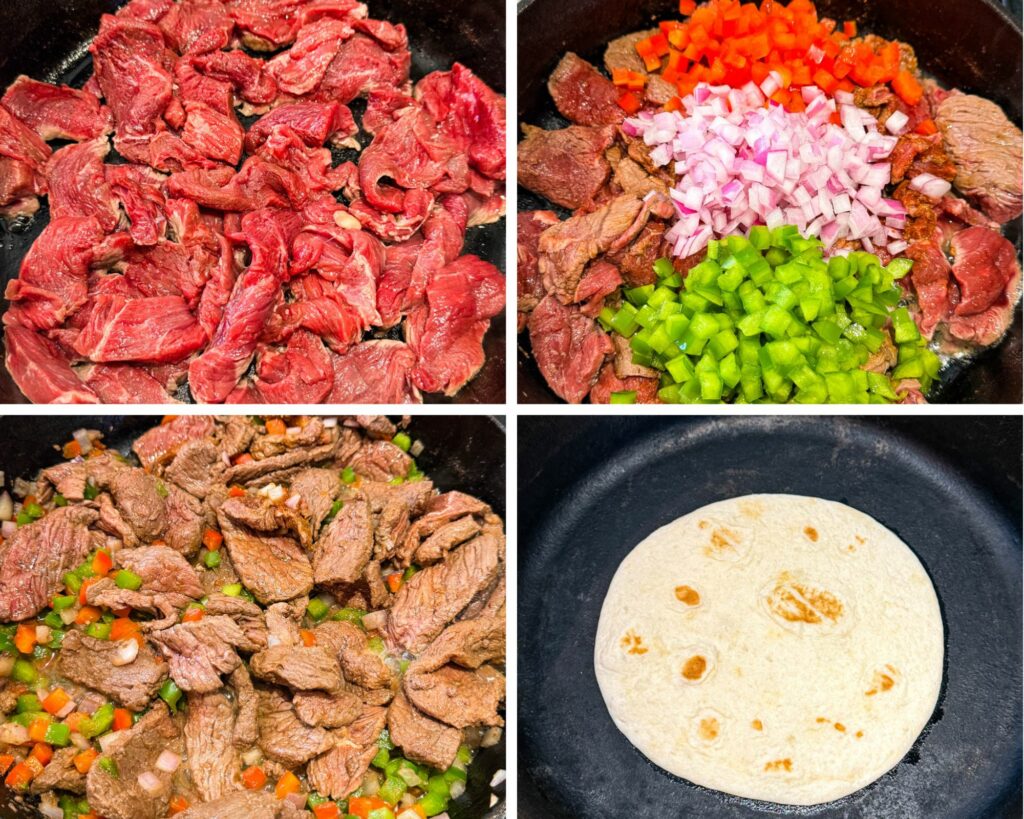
[518,416,1022,818]
[0,0,506,404]
[516,0,1023,404]
[0,415,506,819]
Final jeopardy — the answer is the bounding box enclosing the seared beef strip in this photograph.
[315,620,394,691]
[86,704,181,819]
[149,616,248,692]
[289,467,341,531]
[293,689,365,729]
[205,593,270,650]
[177,790,303,819]
[409,614,506,675]
[386,691,460,771]
[117,545,204,597]
[306,705,387,799]
[404,664,505,729]
[185,691,242,801]
[59,629,168,711]
[29,747,86,794]
[257,687,334,767]
[217,508,313,604]
[249,645,343,692]
[230,664,260,749]
[313,495,374,588]
[166,439,223,499]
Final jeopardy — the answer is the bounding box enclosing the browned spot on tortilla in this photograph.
[699,717,719,740]
[815,716,828,724]
[751,719,762,730]
[682,655,707,680]
[855,535,865,544]
[866,666,897,695]
[740,501,764,519]
[804,526,819,542]
[621,629,648,655]
[675,585,700,605]
[856,730,864,738]
[698,520,709,529]
[834,722,846,732]
[766,577,844,624]
[710,527,739,551]
[764,758,793,772]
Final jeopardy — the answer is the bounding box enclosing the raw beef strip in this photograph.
[0,104,51,213]
[229,0,308,50]
[73,294,207,363]
[79,364,177,403]
[45,138,121,231]
[326,340,420,403]
[252,330,333,404]
[362,88,415,135]
[191,49,277,106]
[312,24,410,105]
[528,295,613,403]
[517,210,560,330]
[266,17,354,96]
[0,103,52,170]
[175,58,234,115]
[547,52,623,126]
[406,255,504,395]
[517,124,615,210]
[90,15,174,135]
[197,234,238,340]
[1,76,112,142]
[158,0,234,55]
[181,101,244,165]
[244,101,356,153]
[105,164,168,245]
[3,324,99,404]
[4,216,131,331]
[188,208,301,402]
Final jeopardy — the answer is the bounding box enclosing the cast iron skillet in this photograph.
[518,415,1022,818]
[0,0,506,404]
[0,415,506,818]
[516,0,1023,404]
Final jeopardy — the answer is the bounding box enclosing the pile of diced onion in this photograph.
[623,77,911,259]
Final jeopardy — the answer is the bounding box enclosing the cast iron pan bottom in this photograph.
[519,416,1021,818]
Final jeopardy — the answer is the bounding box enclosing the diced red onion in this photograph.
[0,722,29,745]
[38,800,64,819]
[35,625,51,644]
[56,699,76,719]
[0,655,16,677]
[624,82,901,259]
[885,110,909,135]
[362,609,388,631]
[137,771,164,796]
[285,493,302,510]
[284,792,307,809]
[0,491,12,522]
[910,172,952,199]
[72,429,93,456]
[70,732,91,750]
[322,417,338,429]
[111,639,139,667]
[888,240,909,255]
[98,732,120,753]
[1,520,16,538]
[155,749,181,773]
[60,607,78,625]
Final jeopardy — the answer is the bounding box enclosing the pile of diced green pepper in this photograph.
[598,225,940,403]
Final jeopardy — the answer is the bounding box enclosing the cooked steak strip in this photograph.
[29,747,85,794]
[217,508,313,604]
[149,616,248,692]
[257,687,334,767]
[313,495,373,588]
[229,664,259,748]
[404,664,505,728]
[293,689,364,729]
[249,645,342,692]
[59,629,168,711]
[185,691,242,801]
[314,620,394,691]
[386,691,460,771]
[408,614,506,675]
[306,705,387,799]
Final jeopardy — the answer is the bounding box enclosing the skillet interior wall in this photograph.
[515,0,1023,403]
[0,0,507,404]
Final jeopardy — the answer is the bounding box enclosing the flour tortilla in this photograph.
[594,494,944,806]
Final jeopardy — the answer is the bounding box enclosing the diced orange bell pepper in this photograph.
[14,624,37,655]
[299,629,316,647]
[228,484,247,497]
[915,118,938,135]
[30,743,53,766]
[76,604,102,625]
[4,761,35,790]
[385,573,403,594]
[65,713,88,734]
[242,766,267,790]
[274,770,301,799]
[42,688,71,716]
[28,717,50,744]
[0,755,15,776]
[110,617,141,643]
[202,528,224,552]
[843,20,857,37]
[265,419,287,436]
[63,439,83,459]
[892,70,923,105]
[113,708,133,732]
[348,797,391,819]
[168,795,190,815]
[616,91,642,114]
[92,550,113,577]
[182,607,204,623]
[313,804,340,819]
[73,748,99,774]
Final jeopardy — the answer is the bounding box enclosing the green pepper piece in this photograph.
[80,703,115,738]
[86,622,111,640]
[11,658,37,684]
[307,598,330,621]
[44,721,71,747]
[83,481,100,501]
[378,774,407,805]
[159,679,183,713]
[341,467,357,484]
[97,757,119,778]
[53,494,68,508]
[221,583,243,597]
[114,569,143,591]
[16,693,42,713]
[608,390,636,404]
[392,432,412,452]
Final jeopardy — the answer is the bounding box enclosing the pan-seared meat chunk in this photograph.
[117,545,204,598]
[229,665,259,748]
[219,493,312,548]
[350,416,398,440]
[163,484,206,557]
[91,466,167,542]
[59,629,167,710]
[166,439,223,499]
[38,460,89,503]
[314,621,394,691]
[265,601,303,647]
[404,664,505,728]
[217,508,313,604]
[86,704,181,819]
[289,468,341,531]
[547,52,623,126]
[517,123,615,210]
[249,417,332,461]
[186,691,242,801]
[257,688,334,767]
[313,495,373,588]
[347,440,412,482]
[409,614,506,675]
[205,593,269,651]
[249,645,342,692]
[0,505,97,620]
[215,416,257,460]
[361,479,435,560]
[386,691,460,771]
[132,415,216,469]
[149,616,248,692]
[306,706,387,799]
[29,747,86,794]
[397,490,490,566]
[176,790,290,819]
[293,689,364,729]
[84,577,185,630]
[222,441,339,485]
[528,296,613,404]
[414,516,481,565]
[387,533,502,653]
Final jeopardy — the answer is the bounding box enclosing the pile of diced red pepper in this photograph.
[613,0,932,135]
